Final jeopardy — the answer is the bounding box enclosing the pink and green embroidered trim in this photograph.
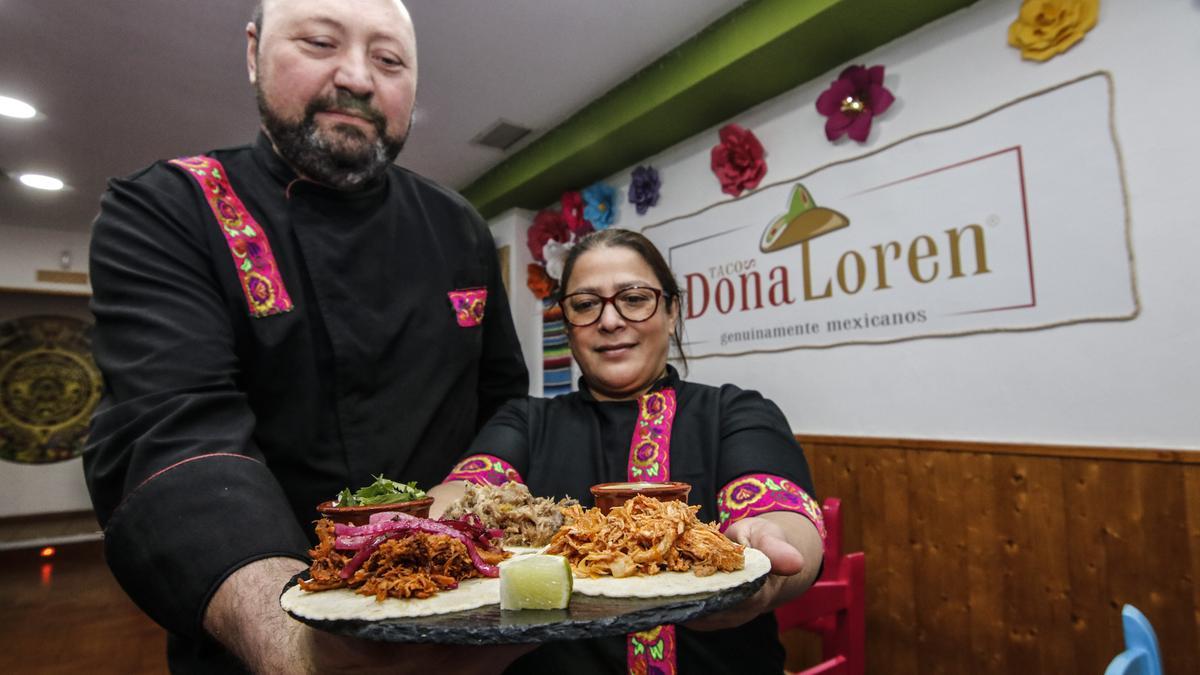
[626,389,676,482]
[169,156,293,318]
[625,387,678,675]
[448,288,488,327]
[716,473,826,540]
[627,624,676,675]
[444,453,523,486]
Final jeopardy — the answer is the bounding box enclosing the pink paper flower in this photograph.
[710,124,767,197]
[561,190,591,236]
[815,65,895,143]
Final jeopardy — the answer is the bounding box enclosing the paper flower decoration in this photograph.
[542,239,573,282]
[628,165,661,215]
[710,124,767,197]
[526,209,569,263]
[582,182,617,229]
[815,65,895,143]
[526,263,556,300]
[1008,0,1098,62]
[561,190,591,236]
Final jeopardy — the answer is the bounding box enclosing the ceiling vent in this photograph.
[471,119,532,151]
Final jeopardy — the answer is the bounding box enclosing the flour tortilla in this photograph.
[282,547,769,620]
[281,576,500,621]
[571,546,770,598]
[280,545,547,621]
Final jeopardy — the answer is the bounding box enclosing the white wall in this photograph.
[500,1,1200,450]
[0,224,92,293]
[487,209,544,395]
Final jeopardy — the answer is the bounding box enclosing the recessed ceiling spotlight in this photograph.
[19,173,65,191]
[0,95,37,119]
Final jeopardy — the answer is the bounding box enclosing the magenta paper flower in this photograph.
[561,190,591,236]
[815,65,895,143]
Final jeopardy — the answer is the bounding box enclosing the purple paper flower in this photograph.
[815,65,895,143]
[627,165,661,215]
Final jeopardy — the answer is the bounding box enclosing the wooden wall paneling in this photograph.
[960,452,1006,673]
[855,445,918,675]
[796,436,1200,675]
[1095,460,1158,671]
[1185,465,1200,668]
[905,449,972,675]
[1120,461,1198,675]
[995,454,1077,673]
[1062,459,1119,673]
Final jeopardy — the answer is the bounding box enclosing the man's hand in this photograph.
[204,557,531,674]
[686,512,823,632]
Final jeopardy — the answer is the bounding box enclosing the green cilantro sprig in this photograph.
[333,475,427,507]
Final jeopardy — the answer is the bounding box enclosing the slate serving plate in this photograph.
[281,571,767,645]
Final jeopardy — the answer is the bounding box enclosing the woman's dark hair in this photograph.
[557,228,688,372]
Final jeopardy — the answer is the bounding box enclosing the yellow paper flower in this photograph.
[1008,0,1099,62]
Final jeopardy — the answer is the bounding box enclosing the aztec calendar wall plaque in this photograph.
[0,315,102,464]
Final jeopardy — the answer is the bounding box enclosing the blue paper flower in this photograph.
[582,182,617,229]
[628,165,661,215]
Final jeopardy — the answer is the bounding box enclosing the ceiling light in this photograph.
[19,174,65,191]
[0,95,37,119]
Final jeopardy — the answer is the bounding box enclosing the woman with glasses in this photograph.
[431,228,824,675]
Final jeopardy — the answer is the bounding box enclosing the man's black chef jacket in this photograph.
[463,366,816,674]
[84,133,528,670]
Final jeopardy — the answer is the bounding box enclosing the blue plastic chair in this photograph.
[1103,605,1163,675]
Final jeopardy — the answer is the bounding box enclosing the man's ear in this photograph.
[246,22,259,84]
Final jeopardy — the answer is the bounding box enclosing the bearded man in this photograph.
[83,1,528,672]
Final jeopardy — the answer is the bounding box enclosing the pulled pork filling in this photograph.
[545,494,745,578]
[299,516,510,601]
[442,481,579,547]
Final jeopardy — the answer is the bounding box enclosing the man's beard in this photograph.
[256,83,408,189]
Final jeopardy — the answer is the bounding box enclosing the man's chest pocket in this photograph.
[447,265,491,327]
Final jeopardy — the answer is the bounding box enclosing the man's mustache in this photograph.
[306,92,387,132]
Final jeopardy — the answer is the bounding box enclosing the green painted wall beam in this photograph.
[462,0,977,219]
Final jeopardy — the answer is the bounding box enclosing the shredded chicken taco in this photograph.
[299,512,510,600]
[546,494,745,578]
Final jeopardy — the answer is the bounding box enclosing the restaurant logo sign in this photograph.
[646,72,1136,358]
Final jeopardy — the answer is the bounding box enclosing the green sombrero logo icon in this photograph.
[760,184,849,253]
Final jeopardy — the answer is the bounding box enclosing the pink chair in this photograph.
[775,498,866,675]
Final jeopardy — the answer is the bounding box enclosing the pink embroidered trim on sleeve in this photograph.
[168,156,294,318]
[448,288,487,327]
[717,473,826,540]
[443,453,523,486]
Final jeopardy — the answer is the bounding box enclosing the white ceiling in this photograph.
[0,0,743,233]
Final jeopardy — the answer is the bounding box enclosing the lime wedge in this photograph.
[499,554,573,610]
